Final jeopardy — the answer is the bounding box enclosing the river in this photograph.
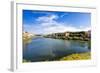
[23,37,90,62]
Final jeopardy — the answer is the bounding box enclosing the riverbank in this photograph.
[44,31,91,41]
[60,52,91,61]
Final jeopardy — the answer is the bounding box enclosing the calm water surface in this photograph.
[23,37,90,62]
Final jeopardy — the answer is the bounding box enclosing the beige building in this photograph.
[64,32,70,37]
[23,32,34,40]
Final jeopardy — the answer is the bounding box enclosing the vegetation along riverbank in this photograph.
[60,52,91,61]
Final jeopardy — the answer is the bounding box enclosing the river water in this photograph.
[23,37,90,62]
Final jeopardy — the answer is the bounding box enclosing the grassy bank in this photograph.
[60,52,91,61]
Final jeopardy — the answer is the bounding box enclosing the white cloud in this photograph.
[24,14,90,34]
[36,14,58,23]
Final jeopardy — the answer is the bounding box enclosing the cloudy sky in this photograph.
[23,10,91,34]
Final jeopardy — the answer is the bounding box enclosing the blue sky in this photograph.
[23,10,91,34]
